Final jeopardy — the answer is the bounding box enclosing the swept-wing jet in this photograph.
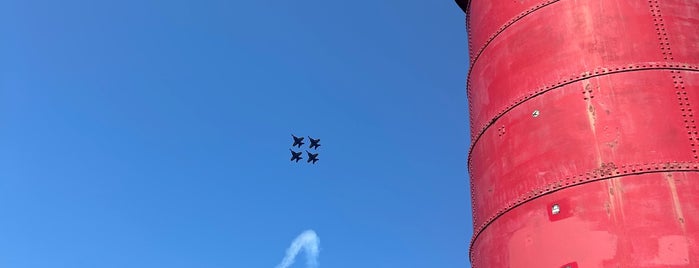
[308,136,321,150]
[291,134,305,148]
[306,150,319,164]
[289,149,303,162]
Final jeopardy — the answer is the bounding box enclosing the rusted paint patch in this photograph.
[605,180,618,222]
[593,162,618,177]
[664,172,686,231]
[583,80,597,134]
[612,177,626,220]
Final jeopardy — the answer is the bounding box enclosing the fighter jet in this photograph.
[291,134,305,148]
[289,149,303,162]
[306,150,319,164]
[308,136,321,150]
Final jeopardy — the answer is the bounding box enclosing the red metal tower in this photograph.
[455,0,699,267]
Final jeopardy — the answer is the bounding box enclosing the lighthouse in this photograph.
[455,0,699,267]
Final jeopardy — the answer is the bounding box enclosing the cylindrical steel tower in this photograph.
[455,0,699,267]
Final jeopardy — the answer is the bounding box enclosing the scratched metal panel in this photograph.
[586,71,696,163]
[468,0,671,139]
[470,81,599,227]
[470,70,695,230]
[470,173,699,267]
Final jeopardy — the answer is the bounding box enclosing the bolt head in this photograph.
[552,204,560,215]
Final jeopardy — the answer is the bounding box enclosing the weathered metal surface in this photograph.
[456,0,699,266]
[473,172,699,267]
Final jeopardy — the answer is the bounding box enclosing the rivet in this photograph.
[532,110,540,117]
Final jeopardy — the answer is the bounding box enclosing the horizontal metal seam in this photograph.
[468,161,699,265]
[467,65,699,175]
[467,0,559,66]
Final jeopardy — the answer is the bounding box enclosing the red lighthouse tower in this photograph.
[456,0,699,267]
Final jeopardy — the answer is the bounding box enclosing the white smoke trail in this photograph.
[275,230,320,268]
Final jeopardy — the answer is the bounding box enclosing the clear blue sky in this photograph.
[0,1,472,267]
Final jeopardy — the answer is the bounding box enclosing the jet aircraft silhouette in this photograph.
[306,150,319,164]
[291,134,305,148]
[289,149,303,162]
[308,136,321,150]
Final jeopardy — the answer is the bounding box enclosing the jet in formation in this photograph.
[308,136,321,150]
[290,134,321,164]
[289,149,303,162]
[306,150,319,164]
[292,134,305,148]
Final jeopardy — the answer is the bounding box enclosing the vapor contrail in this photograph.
[275,230,320,268]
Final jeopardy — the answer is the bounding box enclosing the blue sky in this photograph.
[0,1,472,267]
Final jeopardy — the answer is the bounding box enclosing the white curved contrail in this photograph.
[275,230,320,268]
